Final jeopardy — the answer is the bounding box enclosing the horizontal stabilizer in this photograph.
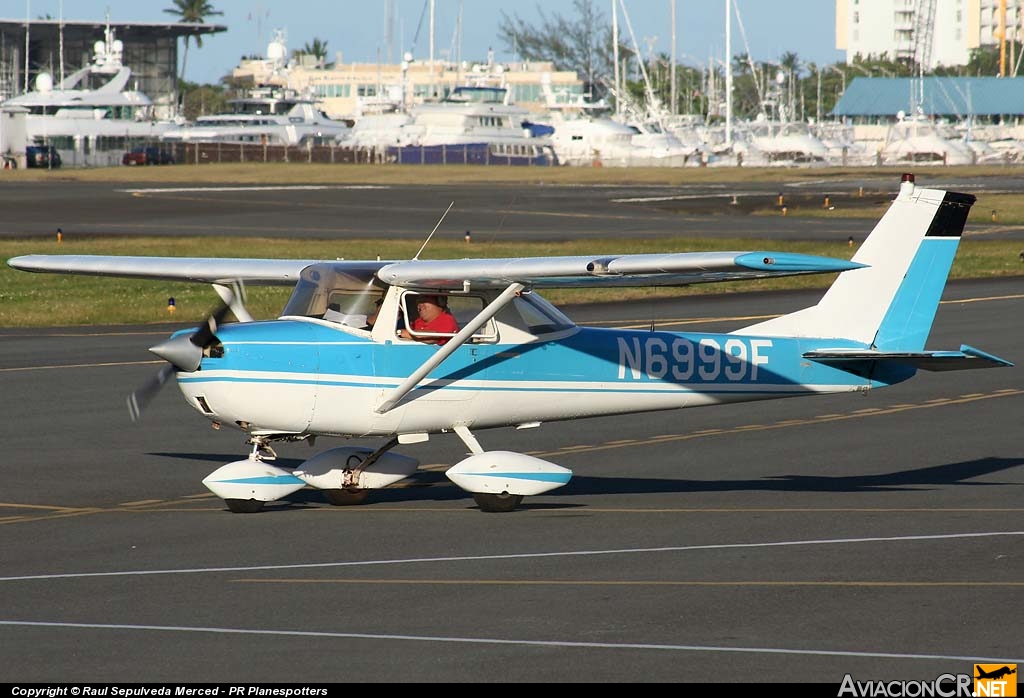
[803,344,1013,372]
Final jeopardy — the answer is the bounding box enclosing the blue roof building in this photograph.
[832,77,1024,122]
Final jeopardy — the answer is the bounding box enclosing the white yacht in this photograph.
[159,86,351,146]
[2,24,176,167]
[545,109,702,168]
[879,113,973,166]
[738,120,831,166]
[379,85,557,166]
[160,30,350,148]
[541,82,695,167]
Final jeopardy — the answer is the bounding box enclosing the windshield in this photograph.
[281,263,387,326]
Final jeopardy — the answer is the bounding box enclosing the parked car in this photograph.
[25,145,61,169]
[122,146,175,166]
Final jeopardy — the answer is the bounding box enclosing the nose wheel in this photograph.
[472,492,524,513]
[225,498,265,514]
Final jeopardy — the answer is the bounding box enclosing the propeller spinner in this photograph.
[127,290,238,422]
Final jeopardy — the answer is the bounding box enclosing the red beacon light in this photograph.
[898,172,917,198]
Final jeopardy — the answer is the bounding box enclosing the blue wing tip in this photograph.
[735,252,866,273]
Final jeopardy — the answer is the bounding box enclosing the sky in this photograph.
[18,1,844,84]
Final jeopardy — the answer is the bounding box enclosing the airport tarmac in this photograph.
[1,173,1023,242]
[1,280,1021,683]
[2,173,1022,682]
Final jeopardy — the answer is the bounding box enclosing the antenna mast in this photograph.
[413,202,455,260]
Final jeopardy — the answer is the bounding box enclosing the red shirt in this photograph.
[412,312,459,344]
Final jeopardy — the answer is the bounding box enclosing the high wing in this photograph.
[6,255,342,285]
[8,251,864,289]
[378,251,865,289]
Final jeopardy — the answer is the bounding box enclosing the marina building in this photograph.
[230,51,587,120]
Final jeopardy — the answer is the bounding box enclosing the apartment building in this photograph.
[835,0,1022,72]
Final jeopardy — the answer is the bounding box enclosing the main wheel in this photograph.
[323,488,371,506]
[225,498,264,513]
[472,492,524,513]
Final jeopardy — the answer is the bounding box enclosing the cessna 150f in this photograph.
[7,174,1012,513]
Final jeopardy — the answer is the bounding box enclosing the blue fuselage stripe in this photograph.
[177,321,892,394]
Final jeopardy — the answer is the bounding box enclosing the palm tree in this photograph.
[296,38,330,68]
[301,38,329,60]
[164,0,224,107]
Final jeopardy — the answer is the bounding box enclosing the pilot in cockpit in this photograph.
[362,295,385,330]
[400,294,459,345]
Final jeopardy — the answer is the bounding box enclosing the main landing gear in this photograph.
[320,436,399,506]
[445,426,570,513]
[472,492,525,513]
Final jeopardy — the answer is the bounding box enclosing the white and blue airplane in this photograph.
[8,174,1013,513]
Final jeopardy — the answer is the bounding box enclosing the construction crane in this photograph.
[998,0,1008,77]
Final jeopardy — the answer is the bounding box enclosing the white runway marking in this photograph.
[0,620,1020,663]
[120,185,389,194]
[610,190,765,203]
[1,530,1020,582]
[3,531,1022,663]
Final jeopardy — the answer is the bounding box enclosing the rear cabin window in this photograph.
[511,293,575,334]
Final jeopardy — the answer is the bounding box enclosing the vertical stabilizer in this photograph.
[739,175,974,350]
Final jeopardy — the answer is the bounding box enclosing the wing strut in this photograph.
[213,282,253,322]
[375,282,525,414]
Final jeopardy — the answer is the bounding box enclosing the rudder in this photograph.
[740,174,975,351]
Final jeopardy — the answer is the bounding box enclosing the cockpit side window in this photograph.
[323,290,383,327]
[398,291,497,342]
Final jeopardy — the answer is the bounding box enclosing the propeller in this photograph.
[127,285,242,423]
[126,364,175,423]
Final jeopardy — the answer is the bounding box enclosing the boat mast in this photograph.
[58,0,64,84]
[612,0,620,118]
[24,0,30,92]
[725,0,732,148]
[670,0,676,116]
[429,0,435,95]
[617,0,659,123]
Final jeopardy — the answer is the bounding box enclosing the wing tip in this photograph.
[735,251,866,274]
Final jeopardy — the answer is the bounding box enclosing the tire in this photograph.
[323,488,371,506]
[224,498,264,513]
[472,492,524,513]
